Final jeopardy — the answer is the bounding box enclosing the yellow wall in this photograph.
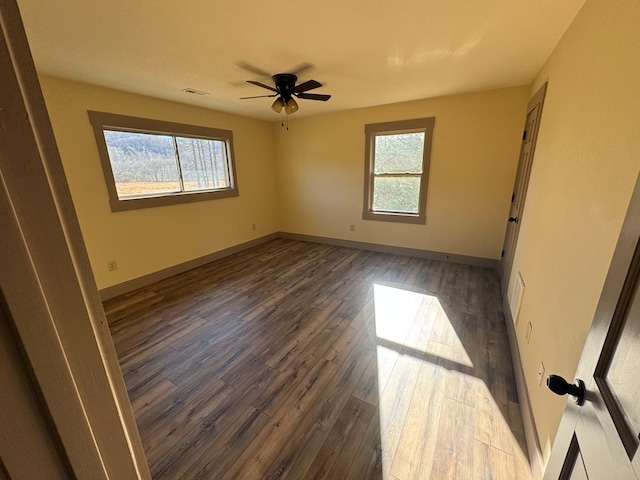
[43,76,528,291]
[274,87,529,260]
[506,0,640,468]
[39,76,279,290]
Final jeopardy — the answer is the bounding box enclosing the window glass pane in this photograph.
[175,137,230,191]
[104,130,180,199]
[374,132,425,174]
[372,176,421,213]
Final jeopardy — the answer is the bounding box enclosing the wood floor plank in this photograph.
[117,316,208,366]
[430,396,476,480]
[220,358,339,480]
[150,381,264,479]
[474,376,516,456]
[344,406,383,480]
[260,347,372,480]
[324,322,365,365]
[401,294,438,354]
[445,369,477,407]
[105,238,532,480]
[265,304,339,372]
[142,380,234,469]
[378,349,424,478]
[507,399,529,458]
[370,344,400,402]
[177,406,270,480]
[121,345,183,400]
[352,351,380,406]
[303,395,376,480]
[389,360,445,480]
[129,378,178,420]
[473,439,516,480]
[249,355,318,417]
[301,315,348,361]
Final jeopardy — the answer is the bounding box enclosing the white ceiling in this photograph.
[16,0,585,121]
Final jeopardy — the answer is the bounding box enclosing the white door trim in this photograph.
[0,1,149,477]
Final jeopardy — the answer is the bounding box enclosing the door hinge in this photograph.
[501,250,505,258]
[523,130,527,141]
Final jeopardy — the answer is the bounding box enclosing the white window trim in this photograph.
[88,110,239,212]
[362,117,435,224]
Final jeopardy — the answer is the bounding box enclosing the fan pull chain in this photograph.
[280,110,290,130]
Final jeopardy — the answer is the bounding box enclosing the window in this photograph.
[88,111,238,211]
[362,117,434,224]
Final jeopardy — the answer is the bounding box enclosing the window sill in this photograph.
[362,211,426,225]
[110,187,239,212]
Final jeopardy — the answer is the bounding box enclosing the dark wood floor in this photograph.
[105,239,531,480]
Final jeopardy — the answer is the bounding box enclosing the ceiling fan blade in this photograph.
[247,80,277,92]
[236,61,271,78]
[288,62,313,76]
[293,80,322,94]
[296,93,331,101]
[240,94,278,99]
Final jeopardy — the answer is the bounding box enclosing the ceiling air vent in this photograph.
[181,88,209,96]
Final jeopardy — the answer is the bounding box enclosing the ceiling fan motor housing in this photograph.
[273,73,297,101]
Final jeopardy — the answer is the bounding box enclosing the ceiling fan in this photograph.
[240,73,331,115]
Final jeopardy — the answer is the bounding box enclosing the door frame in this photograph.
[500,83,547,291]
[0,1,149,477]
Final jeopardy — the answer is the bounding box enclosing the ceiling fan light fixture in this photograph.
[284,97,299,114]
[242,71,330,120]
[271,97,284,113]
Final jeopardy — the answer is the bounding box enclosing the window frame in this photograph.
[88,110,239,212]
[362,117,435,224]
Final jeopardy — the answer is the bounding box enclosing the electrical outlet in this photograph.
[107,260,118,272]
[349,224,355,232]
[537,362,545,386]
[525,322,533,344]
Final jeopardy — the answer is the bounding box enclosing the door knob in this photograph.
[508,217,518,223]
[547,374,585,406]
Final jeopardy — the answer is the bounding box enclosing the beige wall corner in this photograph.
[273,86,529,260]
[39,76,280,290]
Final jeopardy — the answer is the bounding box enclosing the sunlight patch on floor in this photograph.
[372,283,531,480]
[372,283,472,367]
